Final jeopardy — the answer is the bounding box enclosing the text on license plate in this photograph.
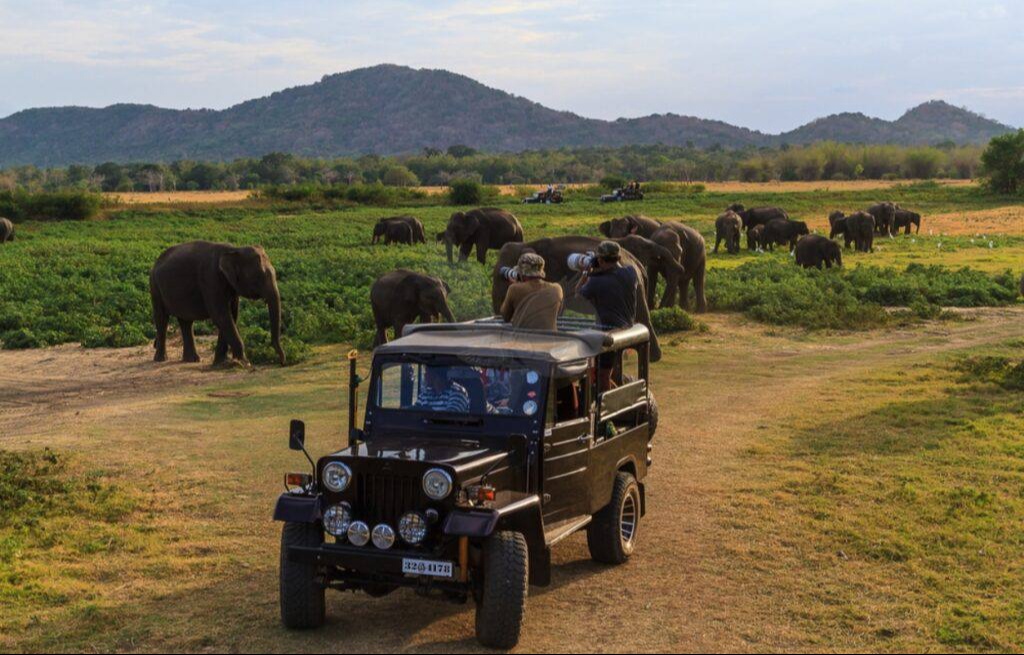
[402,558,454,578]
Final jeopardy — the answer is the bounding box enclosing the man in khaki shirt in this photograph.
[500,253,563,330]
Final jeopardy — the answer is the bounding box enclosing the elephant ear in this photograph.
[218,250,243,291]
[440,279,452,295]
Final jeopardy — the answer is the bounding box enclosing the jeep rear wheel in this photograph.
[279,522,326,629]
[474,531,528,650]
[587,471,640,564]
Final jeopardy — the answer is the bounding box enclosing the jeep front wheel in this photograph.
[474,531,528,649]
[279,521,326,629]
[587,471,640,564]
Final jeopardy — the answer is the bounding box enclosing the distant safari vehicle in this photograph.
[522,185,565,204]
[274,318,657,649]
[600,185,644,203]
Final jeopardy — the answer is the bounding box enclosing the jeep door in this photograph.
[541,360,592,525]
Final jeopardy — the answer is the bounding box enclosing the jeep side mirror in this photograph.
[289,419,306,451]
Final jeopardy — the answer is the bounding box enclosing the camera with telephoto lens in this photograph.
[566,252,597,272]
[499,266,522,282]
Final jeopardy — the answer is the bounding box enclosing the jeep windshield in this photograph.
[374,358,547,418]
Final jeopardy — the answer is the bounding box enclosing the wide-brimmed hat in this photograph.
[516,252,546,277]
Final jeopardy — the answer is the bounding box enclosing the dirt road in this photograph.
[2,309,1022,652]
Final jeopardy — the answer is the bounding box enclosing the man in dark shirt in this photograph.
[577,241,639,389]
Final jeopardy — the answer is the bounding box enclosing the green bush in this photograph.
[651,307,704,333]
[599,175,626,190]
[980,129,1024,195]
[955,356,1024,390]
[0,190,102,222]
[238,326,312,366]
[448,179,484,205]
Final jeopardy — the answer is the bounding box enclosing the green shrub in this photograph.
[954,356,1024,390]
[651,307,704,333]
[599,175,626,190]
[238,326,312,366]
[980,129,1024,195]
[448,179,484,205]
[0,190,102,222]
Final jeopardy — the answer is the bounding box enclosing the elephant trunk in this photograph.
[439,301,456,324]
[265,281,285,366]
[444,231,454,264]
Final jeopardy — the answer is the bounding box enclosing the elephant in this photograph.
[149,241,284,366]
[795,235,843,269]
[600,215,707,312]
[441,207,524,264]
[714,211,743,254]
[0,217,13,243]
[727,204,790,230]
[372,215,425,244]
[491,236,662,362]
[747,224,765,251]
[762,219,809,252]
[611,235,687,311]
[843,212,876,252]
[893,207,922,234]
[371,270,455,347]
[374,220,414,245]
[867,202,896,237]
[828,211,847,241]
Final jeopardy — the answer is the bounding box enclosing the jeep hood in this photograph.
[333,436,507,475]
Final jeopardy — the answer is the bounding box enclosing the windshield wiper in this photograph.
[423,416,484,427]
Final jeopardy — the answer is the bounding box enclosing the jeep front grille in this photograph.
[353,473,424,526]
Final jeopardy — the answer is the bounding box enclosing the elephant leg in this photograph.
[213,298,239,363]
[152,293,169,362]
[211,309,246,365]
[475,237,489,265]
[179,319,200,363]
[647,269,659,310]
[458,241,473,263]
[393,319,408,340]
[713,236,721,254]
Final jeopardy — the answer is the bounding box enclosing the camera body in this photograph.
[499,266,522,283]
[566,252,597,272]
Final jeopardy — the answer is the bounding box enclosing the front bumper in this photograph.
[288,542,468,590]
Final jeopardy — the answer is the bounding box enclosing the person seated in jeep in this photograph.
[414,366,470,413]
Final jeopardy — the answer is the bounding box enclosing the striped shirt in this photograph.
[415,381,471,413]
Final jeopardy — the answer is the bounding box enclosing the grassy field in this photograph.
[1,183,1023,652]
[1,183,1021,357]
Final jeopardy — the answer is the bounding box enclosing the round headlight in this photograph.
[322,462,352,492]
[422,468,453,500]
[322,503,352,537]
[398,512,428,544]
[347,521,370,547]
[372,524,396,550]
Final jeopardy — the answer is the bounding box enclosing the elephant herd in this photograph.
[369,208,713,364]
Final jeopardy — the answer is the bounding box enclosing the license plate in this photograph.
[402,558,454,578]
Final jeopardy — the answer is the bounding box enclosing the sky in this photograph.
[0,0,1021,133]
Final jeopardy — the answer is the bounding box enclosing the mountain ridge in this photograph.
[0,64,1014,166]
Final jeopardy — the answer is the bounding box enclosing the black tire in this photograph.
[279,522,326,629]
[474,531,528,650]
[587,472,641,565]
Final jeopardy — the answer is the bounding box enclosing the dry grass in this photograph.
[104,191,254,205]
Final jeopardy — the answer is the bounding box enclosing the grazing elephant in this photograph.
[442,207,524,264]
[714,211,743,254]
[747,224,765,251]
[371,270,455,347]
[762,219,810,252]
[374,220,414,245]
[612,235,687,311]
[601,215,707,312]
[795,235,843,269]
[727,204,790,230]
[492,236,662,362]
[150,241,285,366]
[867,202,897,237]
[373,215,425,244]
[828,211,847,241]
[843,212,876,252]
[0,217,13,243]
[893,208,922,235]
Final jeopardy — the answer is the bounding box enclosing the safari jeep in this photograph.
[273,318,657,649]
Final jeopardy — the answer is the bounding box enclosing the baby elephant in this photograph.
[763,219,810,252]
[371,270,455,347]
[795,235,843,269]
[714,210,743,254]
[747,224,765,251]
[0,217,14,243]
[372,215,425,245]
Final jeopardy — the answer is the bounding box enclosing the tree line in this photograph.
[0,141,1006,193]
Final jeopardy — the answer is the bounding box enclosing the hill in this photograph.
[0,65,1014,166]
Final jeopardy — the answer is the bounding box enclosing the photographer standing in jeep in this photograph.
[500,252,564,330]
[576,240,638,390]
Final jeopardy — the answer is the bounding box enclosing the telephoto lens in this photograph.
[566,252,596,272]
[500,266,520,282]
